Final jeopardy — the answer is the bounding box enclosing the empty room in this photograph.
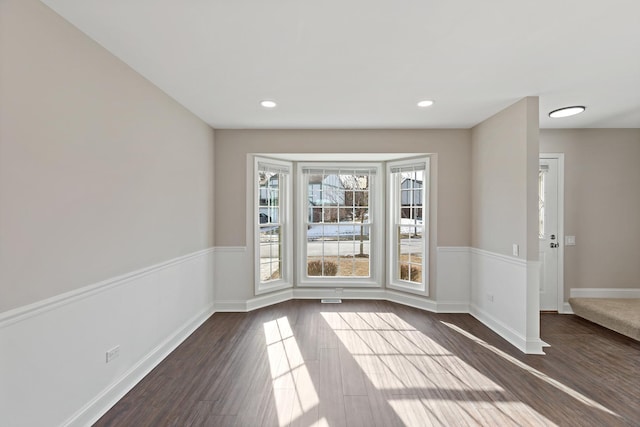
[1,0,639,426]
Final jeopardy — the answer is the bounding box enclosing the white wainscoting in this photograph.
[0,248,215,427]
[212,245,546,354]
[214,246,253,308]
[435,247,471,312]
[213,246,473,313]
[570,288,640,298]
[469,248,546,354]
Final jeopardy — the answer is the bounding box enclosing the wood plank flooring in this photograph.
[94,300,640,426]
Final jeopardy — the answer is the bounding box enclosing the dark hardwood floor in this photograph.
[94,300,640,426]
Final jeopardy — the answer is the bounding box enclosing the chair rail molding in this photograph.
[0,248,215,427]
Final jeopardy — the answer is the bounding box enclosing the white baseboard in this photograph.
[469,248,546,355]
[214,288,435,313]
[470,304,546,355]
[436,301,470,313]
[248,289,294,311]
[293,288,387,301]
[215,288,387,312]
[0,248,215,427]
[214,300,249,312]
[560,302,574,314]
[570,288,640,299]
[64,304,215,427]
[386,290,438,312]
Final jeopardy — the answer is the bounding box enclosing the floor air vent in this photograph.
[321,298,342,304]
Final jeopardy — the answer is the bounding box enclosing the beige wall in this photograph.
[0,0,215,312]
[540,129,640,297]
[214,129,472,247]
[471,97,539,260]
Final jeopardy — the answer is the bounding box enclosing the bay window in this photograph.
[253,155,429,294]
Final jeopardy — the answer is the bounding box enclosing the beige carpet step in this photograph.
[568,298,640,341]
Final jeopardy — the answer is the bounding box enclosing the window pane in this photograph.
[398,226,422,284]
[338,208,353,222]
[257,163,287,286]
[303,167,373,280]
[259,225,281,282]
[268,206,279,224]
[306,217,370,278]
[354,207,369,222]
[268,188,279,206]
[390,159,429,290]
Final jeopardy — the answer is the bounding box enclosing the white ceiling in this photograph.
[40,0,640,129]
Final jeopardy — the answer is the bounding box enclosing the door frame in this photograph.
[539,153,566,313]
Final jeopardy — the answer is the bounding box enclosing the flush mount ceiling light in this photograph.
[417,100,434,108]
[260,100,277,108]
[549,106,585,118]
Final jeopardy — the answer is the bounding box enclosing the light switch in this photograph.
[565,236,576,246]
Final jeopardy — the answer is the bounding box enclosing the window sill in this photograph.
[256,281,293,295]
[387,281,428,296]
[297,280,382,288]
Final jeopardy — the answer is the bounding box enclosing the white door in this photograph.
[539,158,559,311]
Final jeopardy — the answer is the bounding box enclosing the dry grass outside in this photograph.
[307,259,338,276]
[268,270,280,280]
[399,254,422,282]
[399,253,422,263]
[307,256,370,277]
[267,254,422,280]
[400,264,420,282]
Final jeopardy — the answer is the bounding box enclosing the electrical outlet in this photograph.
[106,345,120,363]
[565,236,576,246]
[512,244,519,257]
[487,294,494,302]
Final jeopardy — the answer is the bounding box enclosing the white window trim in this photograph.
[296,162,384,288]
[386,157,430,296]
[254,156,293,295]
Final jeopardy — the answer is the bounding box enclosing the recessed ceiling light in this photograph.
[549,106,585,118]
[260,100,277,108]
[417,100,434,108]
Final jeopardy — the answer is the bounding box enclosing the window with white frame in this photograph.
[387,158,429,294]
[255,157,292,294]
[297,163,383,286]
[252,155,431,293]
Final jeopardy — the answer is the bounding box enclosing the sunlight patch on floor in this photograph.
[388,397,437,425]
[323,311,505,393]
[441,321,620,418]
[310,417,329,427]
[264,317,319,427]
[320,311,562,426]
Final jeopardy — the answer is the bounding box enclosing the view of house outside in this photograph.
[304,171,372,278]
